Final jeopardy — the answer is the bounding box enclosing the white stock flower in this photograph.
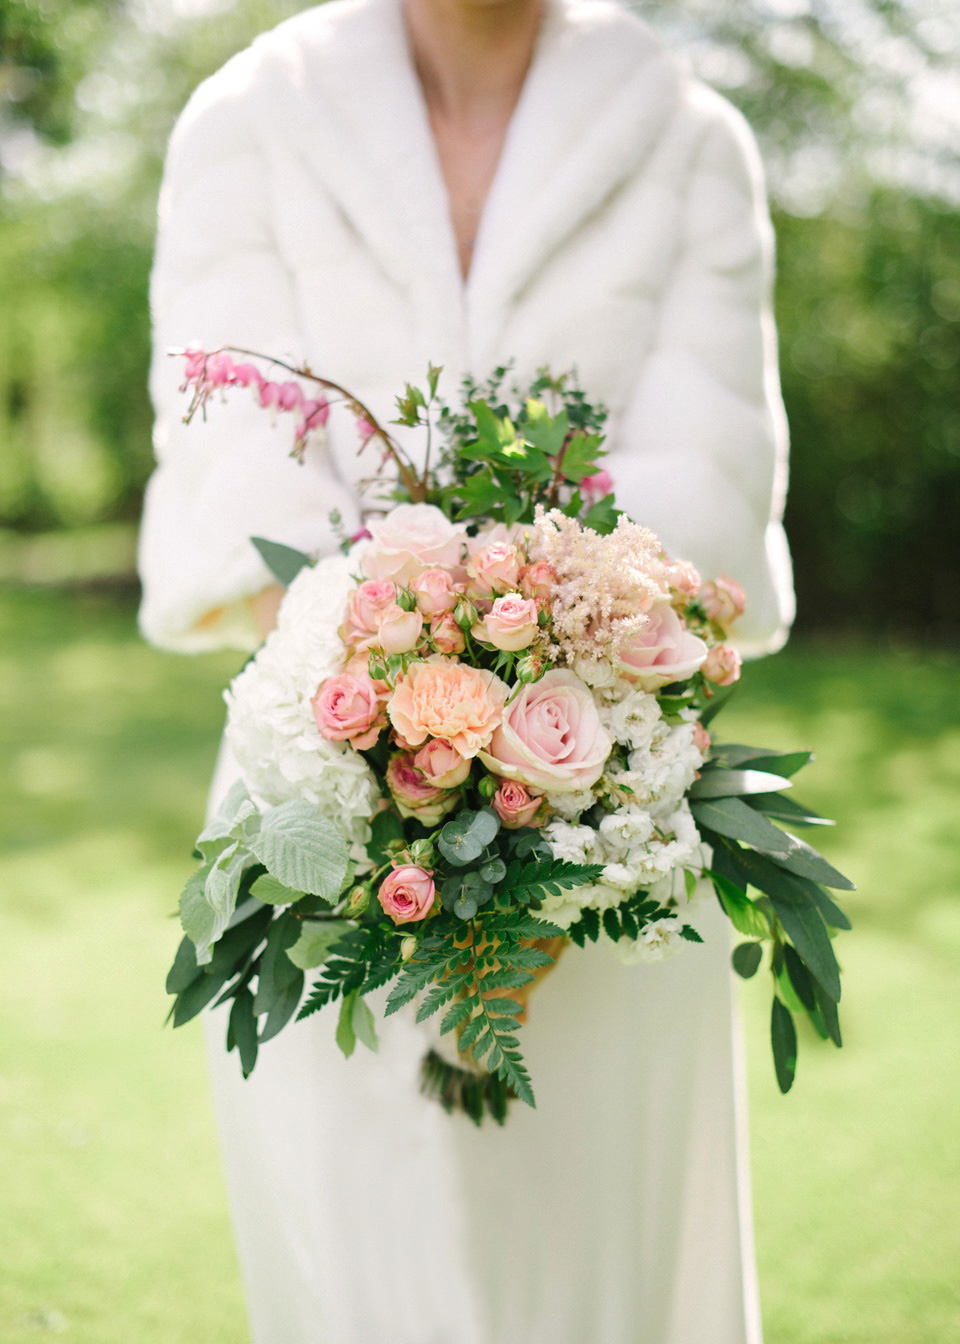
[600,687,662,751]
[623,720,703,817]
[614,917,685,966]
[545,784,599,820]
[542,821,601,866]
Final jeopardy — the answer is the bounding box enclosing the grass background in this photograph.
[1,589,958,1343]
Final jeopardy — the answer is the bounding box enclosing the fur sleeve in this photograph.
[137,55,359,653]
[610,85,795,655]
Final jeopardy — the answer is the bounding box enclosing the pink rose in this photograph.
[666,560,701,601]
[617,603,708,690]
[388,658,508,759]
[414,739,471,788]
[474,594,540,652]
[385,752,458,826]
[377,604,424,654]
[479,669,612,793]
[429,612,466,655]
[700,576,746,629]
[466,542,521,595]
[342,579,397,642]
[377,864,436,925]
[492,779,545,829]
[311,673,384,751]
[702,643,742,686]
[519,561,556,601]
[410,567,458,617]
[363,504,466,584]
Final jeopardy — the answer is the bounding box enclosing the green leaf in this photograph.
[732,941,763,977]
[739,749,813,778]
[581,496,621,534]
[773,897,842,1003]
[784,944,817,1012]
[258,972,304,1044]
[254,913,301,1015]
[745,792,835,827]
[286,920,348,971]
[699,683,738,726]
[692,795,854,889]
[165,934,199,995]
[250,874,303,905]
[229,989,259,1077]
[172,969,229,1028]
[352,994,379,1053]
[336,990,358,1058]
[691,768,794,799]
[251,536,313,586]
[557,430,604,482]
[250,801,349,900]
[771,997,798,1094]
[711,872,770,939]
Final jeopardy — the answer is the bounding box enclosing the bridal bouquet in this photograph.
[165,352,853,1123]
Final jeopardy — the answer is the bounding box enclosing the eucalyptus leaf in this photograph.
[250,801,349,900]
[251,536,313,586]
[691,768,794,799]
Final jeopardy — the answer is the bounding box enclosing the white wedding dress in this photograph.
[138,1,795,1339]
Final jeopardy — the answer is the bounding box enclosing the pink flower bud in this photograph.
[519,561,556,601]
[700,576,746,629]
[580,469,614,505]
[414,739,470,788]
[666,560,701,601]
[377,604,423,654]
[231,362,263,389]
[702,643,742,686]
[410,568,458,617]
[377,864,436,925]
[474,594,540,651]
[430,611,466,654]
[277,381,304,411]
[692,722,711,755]
[492,779,545,829]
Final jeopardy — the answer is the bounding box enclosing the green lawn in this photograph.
[1,590,958,1343]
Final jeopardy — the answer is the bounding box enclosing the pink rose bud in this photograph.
[385,752,458,826]
[377,865,436,925]
[377,604,424,654]
[702,643,742,686]
[474,594,540,652]
[414,739,471,788]
[311,673,384,750]
[667,560,701,601]
[700,576,746,629]
[519,561,557,601]
[345,579,397,638]
[466,542,521,595]
[410,567,458,617]
[492,779,545,829]
[430,611,466,654]
[580,469,614,504]
[692,722,711,755]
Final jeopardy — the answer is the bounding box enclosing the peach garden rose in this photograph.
[388,657,508,758]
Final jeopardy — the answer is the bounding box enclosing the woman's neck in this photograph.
[404,0,544,278]
[404,0,543,126]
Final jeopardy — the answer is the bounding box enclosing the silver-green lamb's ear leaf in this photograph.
[250,800,349,900]
[250,874,303,906]
[691,769,793,799]
[286,921,350,971]
[251,536,313,587]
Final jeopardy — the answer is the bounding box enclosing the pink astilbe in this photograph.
[529,507,669,665]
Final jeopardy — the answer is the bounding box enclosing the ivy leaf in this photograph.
[250,800,349,899]
[251,536,313,587]
[771,997,798,1094]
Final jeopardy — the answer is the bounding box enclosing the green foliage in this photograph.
[250,537,314,587]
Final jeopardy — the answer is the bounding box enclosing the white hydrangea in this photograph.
[224,550,381,862]
[600,686,662,751]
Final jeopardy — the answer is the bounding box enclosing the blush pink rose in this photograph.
[388,658,508,758]
[377,864,436,925]
[479,668,612,793]
[519,561,556,601]
[363,504,466,584]
[341,578,397,643]
[311,673,385,750]
[466,542,521,595]
[429,612,466,654]
[385,751,458,825]
[700,576,746,629]
[665,560,702,601]
[492,779,545,829]
[617,602,708,690]
[474,594,539,651]
[414,739,471,788]
[377,604,423,654]
[410,567,458,617]
[702,643,742,686]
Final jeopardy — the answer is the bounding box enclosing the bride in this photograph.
[138,0,794,1341]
